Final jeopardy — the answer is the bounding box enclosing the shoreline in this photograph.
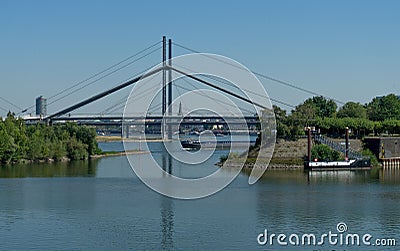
[0,150,149,166]
[90,150,149,158]
[96,136,166,142]
[220,159,304,170]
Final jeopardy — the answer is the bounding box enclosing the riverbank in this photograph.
[237,139,307,170]
[222,138,366,170]
[1,156,72,165]
[0,150,150,165]
[97,135,165,142]
[268,138,307,169]
[90,150,148,158]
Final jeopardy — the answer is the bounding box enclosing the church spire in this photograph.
[178,101,182,116]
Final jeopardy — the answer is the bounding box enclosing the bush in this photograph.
[311,144,341,161]
[219,154,228,163]
[361,148,380,168]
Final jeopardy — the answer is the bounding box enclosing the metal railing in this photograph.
[314,134,363,159]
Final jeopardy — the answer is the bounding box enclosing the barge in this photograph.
[304,158,371,171]
[304,127,371,171]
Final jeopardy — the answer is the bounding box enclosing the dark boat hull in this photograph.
[180,140,201,149]
[304,158,371,171]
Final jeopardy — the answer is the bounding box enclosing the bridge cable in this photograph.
[173,42,345,105]
[0,96,22,111]
[46,45,162,108]
[99,94,129,115]
[0,105,8,113]
[45,66,164,120]
[169,62,297,110]
[48,41,161,101]
[163,48,302,109]
[19,40,162,115]
[99,62,164,115]
[174,80,257,115]
[199,74,296,109]
[105,82,161,115]
[102,62,296,117]
[143,76,256,115]
[180,77,254,115]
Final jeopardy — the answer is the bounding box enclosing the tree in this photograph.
[314,117,375,137]
[0,115,100,163]
[3,114,27,161]
[381,119,400,135]
[0,123,17,163]
[66,137,88,160]
[26,125,50,160]
[367,94,400,121]
[75,125,101,155]
[337,102,367,119]
[304,96,337,118]
[291,102,317,127]
[273,105,291,139]
[63,123,101,155]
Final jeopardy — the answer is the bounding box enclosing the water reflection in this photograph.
[255,170,400,250]
[252,169,400,185]
[160,150,175,250]
[1,141,400,250]
[160,197,174,250]
[3,155,400,187]
[0,160,98,178]
[306,170,372,184]
[380,169,400,184]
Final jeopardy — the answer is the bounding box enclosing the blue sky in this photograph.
[0,0,399,116]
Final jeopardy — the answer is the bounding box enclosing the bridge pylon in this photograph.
[162,36,173,140]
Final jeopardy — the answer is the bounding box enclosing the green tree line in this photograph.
[275,94,400,139]
[0,113,101,164]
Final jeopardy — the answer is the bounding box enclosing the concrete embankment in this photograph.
[224,138,364,170]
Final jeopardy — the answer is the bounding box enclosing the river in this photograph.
[1,141,400,250]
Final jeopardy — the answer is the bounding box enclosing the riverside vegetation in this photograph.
[275,93,400,139]
[272,94,397,167]
[0,113,101,164]
[223,94,399,168]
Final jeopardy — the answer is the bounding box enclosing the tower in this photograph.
[36,96,47,117]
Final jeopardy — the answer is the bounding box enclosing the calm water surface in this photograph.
[1,141,400,250]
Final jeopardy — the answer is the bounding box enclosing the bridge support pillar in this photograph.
[125,124,130,139]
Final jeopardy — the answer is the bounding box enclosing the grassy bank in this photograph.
[269,138,307,168]
[90,149,148,158]
[96,135,123,142]
[96,135,165,142]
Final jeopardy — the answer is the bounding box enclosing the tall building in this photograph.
[36,96,47,117]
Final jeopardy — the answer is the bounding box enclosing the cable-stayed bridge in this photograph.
[20,37,270,138]
[6,36,344,138]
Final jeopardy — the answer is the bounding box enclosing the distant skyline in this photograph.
[1,0,399,117]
